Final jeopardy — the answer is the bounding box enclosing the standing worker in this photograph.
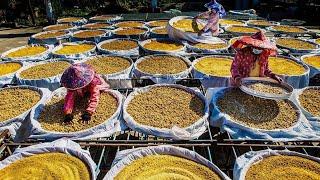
[194,0,226,36]
[231,31,282,86]
[60,63,110,124]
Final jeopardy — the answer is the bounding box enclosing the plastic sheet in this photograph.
[71,30,112,43]
[208,87,318,141]
[134,54,191,84]
[138,38,186,55]
[15,59,73,91]
[0,86,51,138]
[1,44,52,62]
[104,145,231,180]
[27,87,123,141]
[192,55,233,88]
[51,41,96,60]
[29,30,72,45]
[0,138,97,180]
[123,84,209,140]
[0,61,23,87]
[233,149,320,180]
[97,38,139,57]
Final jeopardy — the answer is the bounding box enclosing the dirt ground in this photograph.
[0,27,42,54]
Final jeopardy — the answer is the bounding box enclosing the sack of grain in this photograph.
[15,59,72,91]
[0,61,23,87]
[1,44,52,62]
[112,27,149,40]
[29,30,72,45]
[301,54,320,78]
[0,86,50,139]
[268,55,310,88]
[233,149,320,180]
[97,38,139,57]
[71,29,111,43]
[138,38,186,55]
[27,87,123,140]
[186,38,230,53]
[82,55,134,88]
[104,145,230,180]
[0,138,96,180]
[51,41,96,60]
[208,87,317,140]
[134,54,191,84]
[149,26,169,38]
[192,55,233,88]
[123,84,209,140]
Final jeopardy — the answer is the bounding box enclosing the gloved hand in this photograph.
[234,76,242,87]
[81,111,92,123]
[63,114,73,124]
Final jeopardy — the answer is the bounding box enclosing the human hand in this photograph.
[198,29,204,36]
[81,111,92,123]
[273,75,283,84]
[63,114,73,124]
[235,77,242,87]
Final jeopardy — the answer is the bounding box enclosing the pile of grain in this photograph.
[193,42,228,50]
[116,21,144,28]
[58,17,82,23]
[5,46,47,58]
[20,61,70,79]
[100,39,138,50]
[115,155,221,180]
[276,38,317,50]
[227,26,260,34]
[0,88,40,122]
[54,44,95,55]
[0,62,22,76]
[152,27,167,35]
[246,155,320,180]
[38,91,118,132]
[86,56,131,74]
[115,28,146,35]
[35,31,67,39]
[0,153,90,180]
[247,82,288,95]
[82,23,111,29]
[44,24,73,31]
[299,88,320,117]
[302,55,320,68]
[219,19,245,26]
[217,89,298,130]
[137,55,188,74]
[73,30,105,38]
[148,20,168,27]
[272,25,306,33]
[247,20,273,26]
[194,57,232,76]
[143,39,184,51]
[172,19,204,33]
[90,15,116,21]
[127,86,205,128]
[268,56,305,75]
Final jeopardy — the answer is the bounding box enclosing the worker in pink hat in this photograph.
[60,63,109,124]
[231,31,282,86]
[194,0,226,36]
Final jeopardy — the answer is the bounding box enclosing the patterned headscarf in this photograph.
[204,0,226,18]
[60,63,95,90]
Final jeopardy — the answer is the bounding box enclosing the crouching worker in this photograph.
[231,31,282,86]
[194,0,226,36]
[60,63,109,124]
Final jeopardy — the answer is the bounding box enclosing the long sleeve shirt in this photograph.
[63,74,109,115]
[230,47,277,85]
[196,11,220,35]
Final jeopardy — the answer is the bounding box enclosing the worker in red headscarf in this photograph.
[194,0,226,36]
[60,63,109,124]
[231,31,282,86]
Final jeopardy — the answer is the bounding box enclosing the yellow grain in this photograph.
[83,23,111,29]
[195,57,232,76]
[143,40,183,51]
[20,61,70,79]
[86,56,131,74]
[59,17,82,23]
[219,19,245,26]
[74,30,105,38]
[272,25,306,33]
[247,20,273,26]
[115,28,146,35]
[115,155,221,180]
[227,26,260,33]
[173,19,204,33]
[276,38,317,50]
[0,153,90,180]
[6,46,47,58]
[148,20,168,27]
[54,44,95,55]
[303,55,320,68]
[268,56,305,75]
[116,21,144,28]
[0,62,22,76]
[193,42,228,50]
[35,31,67,39]
[101,39,138,50]
[44,24,73,31]
[152,27,167,35]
